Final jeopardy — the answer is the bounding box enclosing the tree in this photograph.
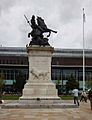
[0,74,5,100]
[15,71,26,93]
[55,79,61,95]
[86,80,92,89]
[66,74,79,93]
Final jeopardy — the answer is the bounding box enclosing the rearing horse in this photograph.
[37,16,57,37]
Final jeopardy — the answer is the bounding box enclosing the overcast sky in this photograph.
[0,0,92,49]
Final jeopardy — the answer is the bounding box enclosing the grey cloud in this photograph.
[0,0,17,15]
[0,0,92,49]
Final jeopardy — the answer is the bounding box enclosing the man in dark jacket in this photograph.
[88,88,92,110]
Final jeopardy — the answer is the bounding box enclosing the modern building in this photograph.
[52,48,92,92]
[0,47,92,92]
[0,47,28,91]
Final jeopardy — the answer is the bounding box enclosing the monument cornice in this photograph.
[27,45,54,53]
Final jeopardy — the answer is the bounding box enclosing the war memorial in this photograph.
[0,15,77,108]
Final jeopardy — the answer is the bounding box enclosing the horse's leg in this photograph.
[28,32,31,37]
[47,31,51,37]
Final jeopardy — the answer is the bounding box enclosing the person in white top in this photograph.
[72,88,79,106]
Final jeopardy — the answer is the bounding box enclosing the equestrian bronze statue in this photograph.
[24,15,57,46]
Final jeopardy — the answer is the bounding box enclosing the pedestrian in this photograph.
[0,99,4,104]
[0,92,4,104]
[88,88,92,110]
[80,91,87,102]
[72,88,79,106]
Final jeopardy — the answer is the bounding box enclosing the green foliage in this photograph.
[14,71,26,93]
[86,80,92,89]
[60,95,73,100]
[2,95,20,100]
[0,73,5,99]
[66,74,79,92]
[2,95,81,100]
[0,74,5,91]
[60,95,80,100]
[55,79,61,86]
[55,80,61,95]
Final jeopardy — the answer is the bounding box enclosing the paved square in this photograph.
[0,100,92,120]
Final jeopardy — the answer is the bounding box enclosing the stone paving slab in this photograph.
[0,100,92,120]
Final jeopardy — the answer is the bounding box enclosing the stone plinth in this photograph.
[0,45,78,108]
[20,45,60,104]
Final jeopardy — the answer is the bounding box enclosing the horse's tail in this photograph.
[45,28,57,37]
[47,28,57,33]
[50,29,57,33]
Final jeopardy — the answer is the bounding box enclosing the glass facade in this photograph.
[0,68,28,85]
[0,47,92,92]
[0,47,28,88]
[51,67,92,91]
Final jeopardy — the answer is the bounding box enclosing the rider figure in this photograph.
[26,15,57,46]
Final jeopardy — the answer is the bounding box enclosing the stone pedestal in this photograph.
[1,45,77,108]
[20,45,60,104]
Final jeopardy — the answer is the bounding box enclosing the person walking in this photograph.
[72,88,79,106]
[80,91,87,102]
[88,88,92,110]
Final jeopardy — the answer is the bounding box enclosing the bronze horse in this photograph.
[25,15,57,45]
